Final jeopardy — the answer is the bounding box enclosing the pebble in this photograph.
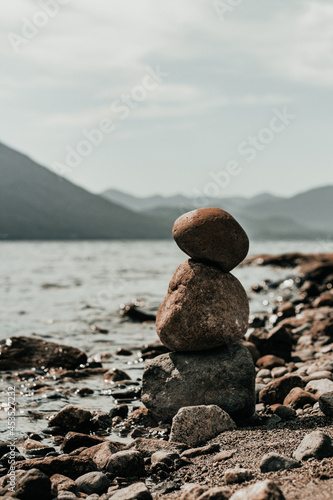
[318,391,333,416]
[303,370,333,383]
[50,474,76,496]
[169,405,236,447]
[259,375,304,405]
[271,404,296,420]
[224,468,253,484]
[229,479,286,499]
[180,443,220,459]
[172,207,249,272]
[151,450,180,467]
[48,405,91,430]
[257,355,285,370]
[271,366,288,378]
[260,452,300,472]
[109,482,152,500]
[283,387,317,408]
[305,378,333,396]
[104,368,131,383]
[75,471,110,495]
[126,438,186,458]
[293,431,333,461]
[0,469,51,499]
[181,483,231,499]
[107,450,145,477]
[61,432,105,454]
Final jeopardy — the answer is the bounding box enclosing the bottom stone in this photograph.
[141,343,255,423]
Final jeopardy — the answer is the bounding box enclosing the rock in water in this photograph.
[141,343,255,422]
[0,336,87,370]
[156,260,249,351]
[172,208,249,272]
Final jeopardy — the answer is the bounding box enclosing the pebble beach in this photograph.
[1,223,333,498]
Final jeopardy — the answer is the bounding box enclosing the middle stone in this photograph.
[156,259,249,351]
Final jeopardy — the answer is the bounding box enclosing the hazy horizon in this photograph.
[1,1,333,198]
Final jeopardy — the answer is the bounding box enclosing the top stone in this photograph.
[172,208,249,272]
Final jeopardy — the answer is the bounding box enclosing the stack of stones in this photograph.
[141,208,256,424]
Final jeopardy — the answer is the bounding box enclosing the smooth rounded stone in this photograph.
[259,375,304,405]
[48,405,91,430]
[303,370,333,383]
[107,450,145,477]
[257,355,285,370]
[126,438,186,458]
[141,344,255,422]
[109,482,152,500]
[257,369,271,379]
[50,474,76,496]
[104,368,131,383]
[283,387,318,409]
[180,484,231,500]
[248,323,293,361]
[79,441,126,470]
[293,431,333,461]
[61,432,105,454]
[57,492,78,500]
[255,384,266,403]
[156,260,249,351]
[169,405,236,447]
[22,438,55,457]
[260,453,300,472]
[172,208,249,272]
[319,392,333,416]
[271,366,288,378]
[305,378,333,396]
[224,468,253,484]
[229,480,286,500]
[181,443,220,459]
[151,450,180,467]
[75,471,110,495]
[0,469,51,499]
[270,405,296,420]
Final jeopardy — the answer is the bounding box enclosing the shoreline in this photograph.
[1,251,333,499]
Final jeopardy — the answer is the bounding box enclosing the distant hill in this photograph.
[0,143,170,240]
[102,186,333,241]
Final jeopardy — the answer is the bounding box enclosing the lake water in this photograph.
[0,240,322,438]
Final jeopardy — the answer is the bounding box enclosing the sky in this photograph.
[1,0,333,198]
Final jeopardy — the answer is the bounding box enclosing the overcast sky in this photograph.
[1,0,333,198]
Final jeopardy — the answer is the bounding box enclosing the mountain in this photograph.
[244,186,333,232]
[0,143,170,240]
[101,186,332,241]
[101,188,194,212]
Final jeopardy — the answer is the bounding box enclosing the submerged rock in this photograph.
[141,343,255,422]
[0,336,87,370]
[48,405,92,430]
[156,260,249,351]
[172,207,249,272]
